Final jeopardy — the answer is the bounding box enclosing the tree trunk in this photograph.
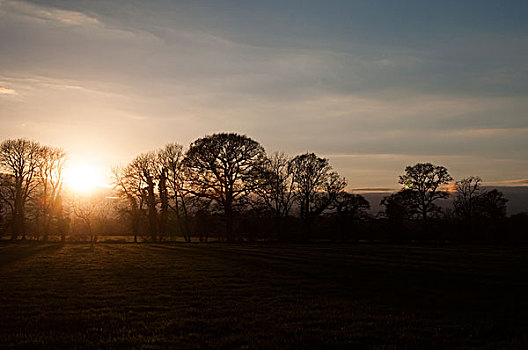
[158,172,168,241]
[179,194,192,243]
[146,179,158,242]
[225,198,234,242]
[12,206,26,240]
[43,213,50,242]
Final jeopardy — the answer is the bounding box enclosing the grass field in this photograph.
[1,242,528,349]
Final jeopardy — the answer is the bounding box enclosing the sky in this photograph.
[0,0,527,190]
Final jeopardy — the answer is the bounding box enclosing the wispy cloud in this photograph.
[2,0,99,26]
[484,179,528,187]
[0,75,128,98]
[352,188,396,194]
[448,128,528,136]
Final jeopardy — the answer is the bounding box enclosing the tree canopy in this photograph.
[398,162,453,223]
[184,133,267,241]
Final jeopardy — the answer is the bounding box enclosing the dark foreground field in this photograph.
[1,243,528,349]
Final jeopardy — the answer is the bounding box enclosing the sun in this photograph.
[64,162,107,194]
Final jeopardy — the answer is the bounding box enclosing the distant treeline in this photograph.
[0,134,526,244]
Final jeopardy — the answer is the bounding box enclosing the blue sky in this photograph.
[0,0,527,188]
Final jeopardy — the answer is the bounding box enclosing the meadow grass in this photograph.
[1,242,527,348]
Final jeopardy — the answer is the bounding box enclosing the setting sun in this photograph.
[64,162,107,193]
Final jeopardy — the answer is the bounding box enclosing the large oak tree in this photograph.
[398,162,453,224]
[184,133,266,241]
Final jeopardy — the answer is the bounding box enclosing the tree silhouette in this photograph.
[36,146,66,241]
[127,152,159,242]
[184,133,267,241]
[113,142,201,242]
[157,143,192,242]
[398,162,452,224]
[334,192,370,219]
[289,152,346,237]
[125,152,159,241]
[71,194,112,249]
[454,176,483,221]
[333,192,370,242]
[381,189,421,228]
[111,165,145,243]
[474,189,508,220]
[255,152,296,218]
[0,139,42,240]
[453,177,508,222]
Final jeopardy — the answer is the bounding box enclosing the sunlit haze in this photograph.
[63,161,108,194]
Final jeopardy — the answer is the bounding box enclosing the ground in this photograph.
[1,242,527,349]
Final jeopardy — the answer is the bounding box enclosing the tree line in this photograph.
[0,139,67,241]
[110,133,347,242]
[0,133,525,244]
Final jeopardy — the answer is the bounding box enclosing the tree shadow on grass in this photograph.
[0,242,64,267]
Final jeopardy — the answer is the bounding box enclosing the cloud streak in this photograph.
[1,0,99,26]
[0,86,16,95]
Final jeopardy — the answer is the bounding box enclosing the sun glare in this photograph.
[64,162,107,194]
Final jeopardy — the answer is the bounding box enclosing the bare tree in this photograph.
[127,152,159,241]
[36,146,67,241]
[453,176,483,221]
[158,143,192,242]
[0,173,15,237]
[70,193,114,248]
[0,177,9,237]
[111,165,146,243]
[184,133,267,241]
[113,143,193,243]
[255,152,296,218]
[155,158,169,241]
[72,196,97,249]
[289,152,346,237]
[453,177,508,221]
[398,162,453,224]
[0,139,42,240]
